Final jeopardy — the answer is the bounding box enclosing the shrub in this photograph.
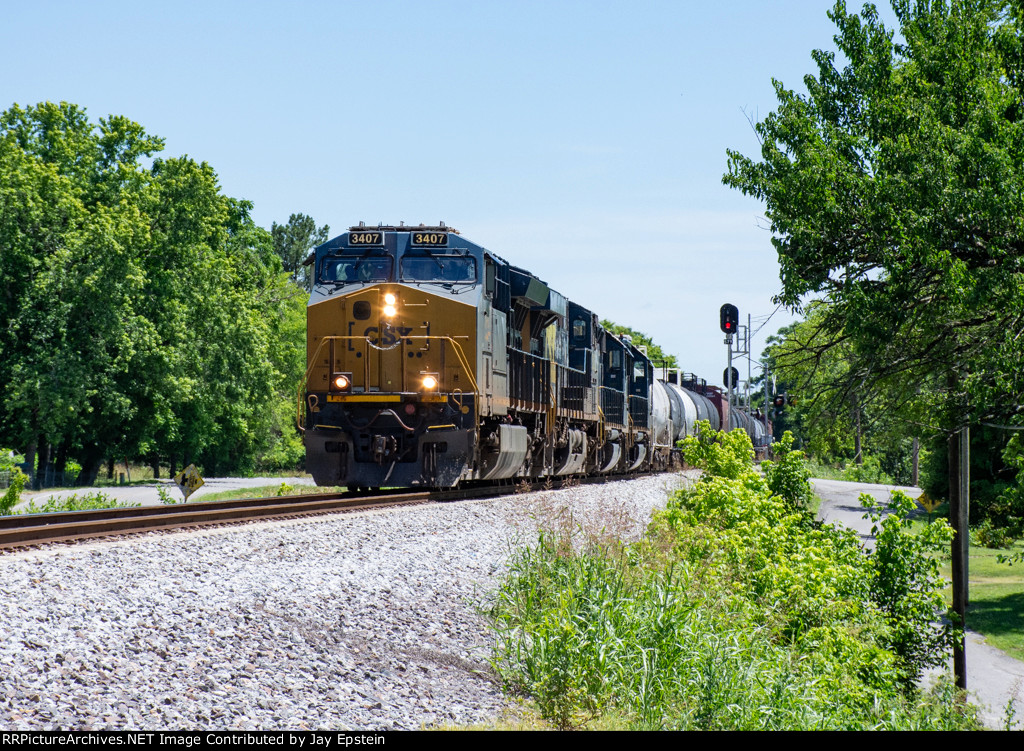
[0,449,25,472]
[842,455,894,484]
[488,422,975,729]
[862,491,955,688]
[0,467,27,515]
[762,431,813,512]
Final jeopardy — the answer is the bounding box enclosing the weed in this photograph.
[21,491,139,514]
[157,486,180,505]
[1004,681,1022,731]
[560,475,581,490]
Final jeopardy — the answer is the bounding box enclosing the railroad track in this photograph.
[0,475,637,551]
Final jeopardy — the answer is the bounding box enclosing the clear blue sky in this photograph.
[2,1,895,386]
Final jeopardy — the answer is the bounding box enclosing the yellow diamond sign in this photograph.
[174,464,205,501]
[917,491,940,513]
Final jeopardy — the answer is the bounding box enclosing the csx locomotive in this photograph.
[301,224,767,488]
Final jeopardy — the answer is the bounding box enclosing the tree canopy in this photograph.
[600,320,679,370]
[0,102,309,483]
[724,0,1024,433]
[271,213,329,291]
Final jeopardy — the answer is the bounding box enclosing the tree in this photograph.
[723,0,1024,688]
[724,0,1024,432]
[600,321,679,370]
[765,308,925,483]
[0,102,301,482]
[271,213,329,291]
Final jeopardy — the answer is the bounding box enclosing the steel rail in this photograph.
[0,474,654,552]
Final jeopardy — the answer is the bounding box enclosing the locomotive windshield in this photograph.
[320,257,393,284]
[400,256,477,284]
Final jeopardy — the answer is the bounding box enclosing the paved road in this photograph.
[812,478,1024,729]
[16,475,318,511]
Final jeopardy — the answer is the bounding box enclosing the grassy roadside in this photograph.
[908,508,1024,662]
[195,482,340,502]
[962,539,1024,661]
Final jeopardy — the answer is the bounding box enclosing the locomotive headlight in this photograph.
[382,304,397,317]
[382,292,398,317]
[384,293,396,305]
[421,374,438,390]
[330,372,352,391]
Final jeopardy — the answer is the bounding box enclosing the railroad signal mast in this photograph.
[719,303,748,410]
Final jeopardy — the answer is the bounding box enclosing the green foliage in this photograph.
[680,420,756,481]
[990,435,1024,541]
[0,102,311,478]
[271,213,329,291]
[0,467,27,515]
[842,455,894,485]
[156,486,180,505]
[761,309,921,485]
[921,427,1024,543]
[725,0,1024,527]
[599,321,677,369]
[0,450,23,471]
[21,491,138,514]
[862,492,955,688]
[489,420,974,729]
[762,431,813,511]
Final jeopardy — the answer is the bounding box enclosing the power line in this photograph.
[750,303,783,339]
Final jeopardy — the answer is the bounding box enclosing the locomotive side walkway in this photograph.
[812,478,1024,729]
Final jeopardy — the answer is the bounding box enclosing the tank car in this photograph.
[301,224,670,488]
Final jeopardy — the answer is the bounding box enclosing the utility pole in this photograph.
[949,424,970,691]
[746,313,752,408]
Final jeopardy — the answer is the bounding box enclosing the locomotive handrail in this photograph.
[297,334,479,431]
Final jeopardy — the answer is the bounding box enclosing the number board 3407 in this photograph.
[349,231,383,246]
[411,232,448,248]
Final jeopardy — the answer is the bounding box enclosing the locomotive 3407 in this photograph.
[301,223,761,489]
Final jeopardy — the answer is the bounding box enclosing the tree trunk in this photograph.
[912,437,919,486]
[55,441,69,486]
[36,436,50,490]
[24,438,37,489]
[107,457,115,480]
[150,455,160,480]
[854,400,863,465]
[75,445,103,487]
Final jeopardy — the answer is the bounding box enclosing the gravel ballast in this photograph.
[0,474,691,730]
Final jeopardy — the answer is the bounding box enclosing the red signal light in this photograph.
[720,304,739,334]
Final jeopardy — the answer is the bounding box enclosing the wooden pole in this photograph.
[949,430,967,690]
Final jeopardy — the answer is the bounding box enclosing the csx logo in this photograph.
[363,325,413,346]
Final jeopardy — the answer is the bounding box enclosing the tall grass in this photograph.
[487,426,977,730]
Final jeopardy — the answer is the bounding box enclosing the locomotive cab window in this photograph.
[571,318,587,341]
[320,257,393,284]
[400,255,477,284]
